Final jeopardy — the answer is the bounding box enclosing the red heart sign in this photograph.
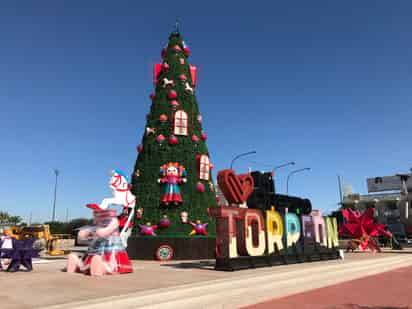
[217,169,255,204]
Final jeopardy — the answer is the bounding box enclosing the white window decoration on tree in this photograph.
[199,155,210,180]
[173,110,188,136]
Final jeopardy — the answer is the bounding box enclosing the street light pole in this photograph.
[51,169,59,222]
[230,151,256,170]
[273,161,295,172]
[286,167,311,195]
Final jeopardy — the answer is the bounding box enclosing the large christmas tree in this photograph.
[131,29,217,237]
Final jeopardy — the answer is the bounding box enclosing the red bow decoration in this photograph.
[339,208,392,252]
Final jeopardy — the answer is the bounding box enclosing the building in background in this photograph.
[342,171,412,238]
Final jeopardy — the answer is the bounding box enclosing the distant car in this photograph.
[74,226,94,246]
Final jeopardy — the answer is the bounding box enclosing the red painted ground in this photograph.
[244,266,412,309]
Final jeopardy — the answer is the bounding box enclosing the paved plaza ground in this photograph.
[247,264,412,309]
[1,249,411,309]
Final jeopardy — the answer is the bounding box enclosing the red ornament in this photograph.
[184,47,190,57]
[153,64,162,84]
[191,135,199,143]
[168,135,178,145]
[178,74,187,81]
[170,100,180,109]
[159,114,168,122]
[201,132,207,141]
[156,134,165,143]
[137,145,143,153]
[196,182,205,193]
[162,62,170,71]
[190,65,197,87]
[183,41,190,57]
[168,90,177,99]
[161,48,167,59]
[158,215,171,229]
[150,93,156,100]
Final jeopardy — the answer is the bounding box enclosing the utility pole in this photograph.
[65,208,69,223]
[397,174,410,219]
[51,169,59,222]
[337,175,343,207]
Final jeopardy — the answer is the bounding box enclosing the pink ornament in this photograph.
[172,45,182,52]
[191,135,199,143]
[158,216,171,229]
[162,62,170,71]
[197,114,202,123]
[189,221,208,236]
[159,114,168,122]
[201,132,207,141]
[139,223,157,236]
[196,182,205,193]
[179,58,185,65]
[137,145,143,153]
[168,135,178,145]
[178,74,187,81]
[170,100,180,109]
[168,90,177,99]
[156,134,165,143]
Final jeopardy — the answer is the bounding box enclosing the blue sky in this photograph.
[1,1,411,222]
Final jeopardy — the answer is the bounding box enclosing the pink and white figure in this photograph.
[86,170,136,247]
[158,163,187,205]
[66,209,133,276]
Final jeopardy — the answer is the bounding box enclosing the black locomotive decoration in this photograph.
[247,171,312,215]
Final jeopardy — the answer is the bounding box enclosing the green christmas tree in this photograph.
[131,29,217,237]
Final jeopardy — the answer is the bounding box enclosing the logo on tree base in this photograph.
[155,245,174,261]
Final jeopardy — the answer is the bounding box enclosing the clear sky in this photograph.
[1,1,411,223]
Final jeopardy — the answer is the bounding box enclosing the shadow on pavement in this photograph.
[160,260,215,270]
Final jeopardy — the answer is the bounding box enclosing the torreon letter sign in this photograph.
[208,169,341,271]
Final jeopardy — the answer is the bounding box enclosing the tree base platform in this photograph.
[126,236,216,260]
[215,246,341,271]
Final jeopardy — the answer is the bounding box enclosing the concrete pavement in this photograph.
[1,250,411,309]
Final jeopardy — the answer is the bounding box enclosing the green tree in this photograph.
[9,216,22,225]
[0,211,10,224]
[44,221,68,234]
[0,211,23,225]
[131,30,217,237]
